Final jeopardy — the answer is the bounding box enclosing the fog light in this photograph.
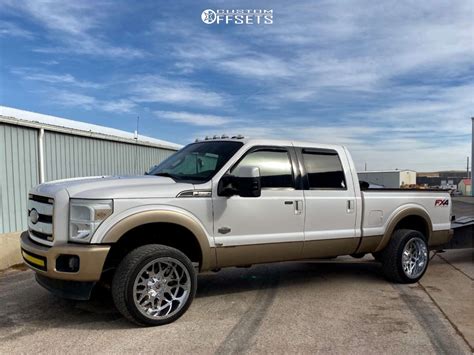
[56,255,80,272]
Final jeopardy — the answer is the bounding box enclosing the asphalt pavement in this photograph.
[1,250,472,354]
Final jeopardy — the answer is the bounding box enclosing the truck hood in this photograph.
[33,175,194,199]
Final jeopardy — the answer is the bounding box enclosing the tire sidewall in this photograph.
[123,247,197,326]
[396,231,429,283]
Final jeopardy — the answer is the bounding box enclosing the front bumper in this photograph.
[20,231,111,282]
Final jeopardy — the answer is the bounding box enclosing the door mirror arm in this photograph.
[217,175,238,197]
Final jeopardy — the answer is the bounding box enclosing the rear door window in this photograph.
[302,149,346,189]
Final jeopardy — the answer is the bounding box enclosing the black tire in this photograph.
[112,244,197,326]
[379,229,429,283]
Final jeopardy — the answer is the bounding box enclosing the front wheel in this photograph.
[379,229,429,283]
[112,244,197,326]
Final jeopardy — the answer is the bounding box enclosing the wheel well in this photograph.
[103,222,202,271]
[393,215,430,240]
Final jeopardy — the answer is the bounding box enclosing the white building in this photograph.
[358,170,417,188]
[458,179,472,196]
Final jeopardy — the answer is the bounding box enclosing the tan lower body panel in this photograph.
[429,230,452,247]
[302,238,359,259]
[355,235,383,254]
[216,237,363,268]
[216,242,303,268]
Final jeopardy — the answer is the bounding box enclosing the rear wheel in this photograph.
[379,229,429,283]
[112,244,197,326]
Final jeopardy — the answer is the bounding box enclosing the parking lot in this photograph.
[1,200,472,354]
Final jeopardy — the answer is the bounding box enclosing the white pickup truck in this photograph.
[21,137,453,325]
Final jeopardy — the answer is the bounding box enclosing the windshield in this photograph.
[149,141,243,183]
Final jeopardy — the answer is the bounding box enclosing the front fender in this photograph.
[92,205,216,271]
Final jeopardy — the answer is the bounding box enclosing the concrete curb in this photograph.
[0,232,23,271]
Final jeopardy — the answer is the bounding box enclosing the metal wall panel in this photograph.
[0,124,39,233]
[0,126,176,234]
[43,131,175,181]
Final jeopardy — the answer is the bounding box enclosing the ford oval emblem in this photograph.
[30,209,39,224]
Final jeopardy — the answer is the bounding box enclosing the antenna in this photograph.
[135,115,140,139]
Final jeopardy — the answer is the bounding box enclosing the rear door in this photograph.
[297,146,359,258]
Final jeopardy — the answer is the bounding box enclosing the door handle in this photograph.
[347,200,354,213]
[295,200,303,215]
[284,201,294,205]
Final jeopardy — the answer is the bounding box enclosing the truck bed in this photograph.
[361,190,452,238]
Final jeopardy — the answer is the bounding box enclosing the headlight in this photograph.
[69,199,113,243]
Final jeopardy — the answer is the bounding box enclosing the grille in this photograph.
[28,194,54,246]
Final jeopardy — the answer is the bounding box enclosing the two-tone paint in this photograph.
[21,138,453,281]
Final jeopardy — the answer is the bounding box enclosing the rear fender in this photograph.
[375,206,432,252]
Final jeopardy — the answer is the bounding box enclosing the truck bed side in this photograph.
[358,190,452,252]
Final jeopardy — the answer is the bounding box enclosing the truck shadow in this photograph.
[0,259,385,337]
[195,259,384,298]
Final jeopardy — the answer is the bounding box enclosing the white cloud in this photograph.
[131,75,227,108]
[11,67,102,89]
[1,0,101,35]
[101,99,137,114]
[154,111,231,126]
[32,37,146,58]
[52,91,136,114]
[1,0,146,58]
[220,55,292,78]
[0,20,34,39]
[54,92,96,109]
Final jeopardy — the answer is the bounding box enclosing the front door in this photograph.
[213,146,305,267]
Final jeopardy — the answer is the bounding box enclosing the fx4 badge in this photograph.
[435,199,449,207]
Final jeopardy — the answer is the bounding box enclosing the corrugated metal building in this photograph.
[0,106,180,235]
[358,170,417,188]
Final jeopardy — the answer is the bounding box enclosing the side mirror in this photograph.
[218,166,261,198]
[235,166,261,197]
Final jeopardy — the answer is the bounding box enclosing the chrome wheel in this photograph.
[401,237,428,279]
[133,257,191,320]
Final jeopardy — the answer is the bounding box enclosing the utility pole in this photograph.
[471,117,474,196]
[365,162,367,171]
[468,156,470,179]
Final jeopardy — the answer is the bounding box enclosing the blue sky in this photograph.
[0,0,472,171]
